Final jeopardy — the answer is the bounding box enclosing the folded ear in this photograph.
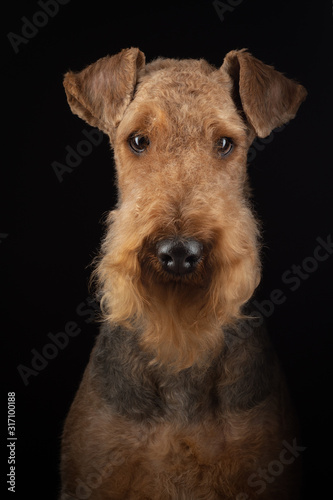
[221,49,307,138]
[63,47,145,136]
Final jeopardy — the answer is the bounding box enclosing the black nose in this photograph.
[156,238,203,275]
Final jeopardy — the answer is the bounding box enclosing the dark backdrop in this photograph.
[3,1,332,498]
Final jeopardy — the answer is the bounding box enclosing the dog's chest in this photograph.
[93,323,273,424]
[143,418,229,468]
[99,358,221,422]
[93,325,223,422]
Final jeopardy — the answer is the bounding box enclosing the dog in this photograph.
[60,48,306,499]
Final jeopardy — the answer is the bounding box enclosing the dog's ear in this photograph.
[63,48,145,136]
[221,49,307,138]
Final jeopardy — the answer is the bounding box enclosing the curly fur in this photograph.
[60,48,306,499]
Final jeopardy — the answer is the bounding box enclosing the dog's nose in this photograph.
[156,238,203,275]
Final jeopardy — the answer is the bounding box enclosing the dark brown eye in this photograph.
[216,137,233,157]
[129,134,150,154]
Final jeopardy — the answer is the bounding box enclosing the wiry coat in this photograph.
[60,48,306,499]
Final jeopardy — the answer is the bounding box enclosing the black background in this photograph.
[3,1,332,498]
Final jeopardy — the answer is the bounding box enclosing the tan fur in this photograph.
[60,48,306,499]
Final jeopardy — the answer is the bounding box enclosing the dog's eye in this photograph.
[216,137,233,157]
[129,134,150,154]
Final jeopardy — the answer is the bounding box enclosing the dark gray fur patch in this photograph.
[91,313,279,423]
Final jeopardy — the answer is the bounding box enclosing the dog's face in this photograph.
[113,58,251,288]
[63,48,306,368]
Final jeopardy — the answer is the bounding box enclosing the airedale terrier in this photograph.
[60,48,306,499]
